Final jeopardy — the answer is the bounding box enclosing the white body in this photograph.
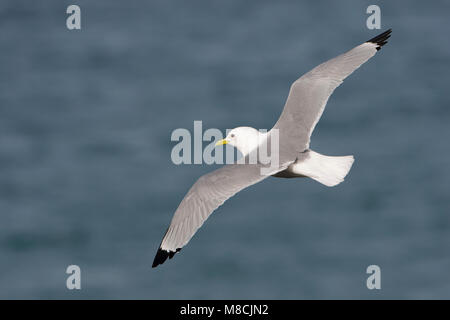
[224,128,354,187]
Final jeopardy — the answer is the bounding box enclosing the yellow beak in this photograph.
[215,139,228,146]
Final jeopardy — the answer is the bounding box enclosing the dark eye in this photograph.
[230,134,235,138]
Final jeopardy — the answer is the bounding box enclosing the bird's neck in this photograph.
[237,131,268,158]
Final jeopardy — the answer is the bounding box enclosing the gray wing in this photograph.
[273,29,391,162]
[152,163,285,267]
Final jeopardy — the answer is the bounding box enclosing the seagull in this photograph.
[152,29,392,268]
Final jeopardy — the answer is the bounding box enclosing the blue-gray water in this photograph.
[1,1,449,299]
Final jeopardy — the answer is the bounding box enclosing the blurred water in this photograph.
[0,0,449,299]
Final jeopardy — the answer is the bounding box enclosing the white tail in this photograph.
[291,150,354,187]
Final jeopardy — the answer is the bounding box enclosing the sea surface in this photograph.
[0,0,449,299]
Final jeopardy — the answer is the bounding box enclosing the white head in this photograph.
[215,126,266,157]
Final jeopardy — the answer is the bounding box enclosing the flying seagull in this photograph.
[152,29,392,268]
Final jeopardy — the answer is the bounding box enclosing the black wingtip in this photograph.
[366,29,392,51]
[152,248,169,268]
[152,248,182,268]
